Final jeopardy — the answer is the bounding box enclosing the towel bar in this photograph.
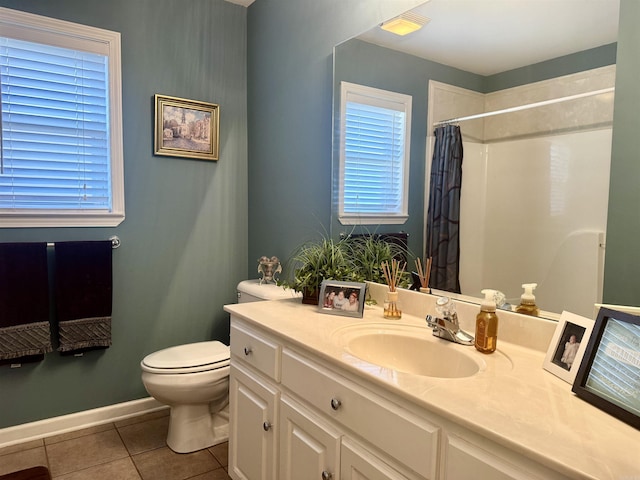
[46,235,120,249]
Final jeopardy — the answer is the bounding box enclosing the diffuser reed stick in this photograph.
[415,257,432,291]
[381,259,406,292]
[381,259,406,319]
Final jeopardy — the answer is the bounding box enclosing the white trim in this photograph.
[339,214,409,226]
[338,81,411,225]
[0,397,167,448]
[0,7,125,228]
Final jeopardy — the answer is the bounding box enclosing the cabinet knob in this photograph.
[263,421,271,431]
[330,398,341,410]
[321,471,333,480]
[243,347,252,356]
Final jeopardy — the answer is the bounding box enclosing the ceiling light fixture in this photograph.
[380,11,430,36]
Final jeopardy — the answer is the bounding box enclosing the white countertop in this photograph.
[224,296,640,480]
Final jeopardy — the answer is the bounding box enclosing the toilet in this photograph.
[140,280,298,453]
[140,341,230,453]
[236,278,301,303]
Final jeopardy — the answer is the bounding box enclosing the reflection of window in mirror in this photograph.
[338,82,411,225]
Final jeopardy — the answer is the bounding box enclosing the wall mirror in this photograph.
[332,0,619,320]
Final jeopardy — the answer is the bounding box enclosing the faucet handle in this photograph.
[436,296,459,325]
[436,296,455,316]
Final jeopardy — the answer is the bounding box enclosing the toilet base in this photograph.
[166,403,229,454]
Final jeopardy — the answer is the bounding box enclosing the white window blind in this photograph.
[339,82,411,225]
[0,7,124,227]
[0,37,110,210]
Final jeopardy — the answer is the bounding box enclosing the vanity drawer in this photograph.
[281,348,440,479]
[230,321,281,382]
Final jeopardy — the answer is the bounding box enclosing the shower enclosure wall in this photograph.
[427,66,615,318]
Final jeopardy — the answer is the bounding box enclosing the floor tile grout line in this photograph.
[43,441,51,477]
[113,424,146,480]
[43,421,117,447]
[44,423,132,479]
[1,413,230,479]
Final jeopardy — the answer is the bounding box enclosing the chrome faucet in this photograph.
[425,297,474,346]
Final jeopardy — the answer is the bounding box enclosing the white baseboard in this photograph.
[0,397,168,449]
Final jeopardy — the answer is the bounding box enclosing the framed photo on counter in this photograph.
[543,311,593,384]
[572,307,640,429]
[318,280,366,318]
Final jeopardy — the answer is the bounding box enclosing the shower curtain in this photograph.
[426,124,463,293]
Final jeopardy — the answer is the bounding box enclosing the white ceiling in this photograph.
[356,0,620,76]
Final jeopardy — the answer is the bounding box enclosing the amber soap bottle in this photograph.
[475,289,499,354]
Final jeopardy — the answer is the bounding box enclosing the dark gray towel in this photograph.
[54,241,112,354]
[0,243,52,362]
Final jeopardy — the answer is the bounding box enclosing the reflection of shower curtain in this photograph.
[427,125,463,293]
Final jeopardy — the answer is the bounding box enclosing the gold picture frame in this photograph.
[154,94,219,161]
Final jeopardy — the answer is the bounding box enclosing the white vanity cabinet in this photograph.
[228,363,279,480]
[229,322,281,480]
[278,393,413,480]
[279,394,341,480]
[228,316,575,480]
[439,428,570,480]
[341,437,414,480]
[230,319,435,480]
[280,347,439,480]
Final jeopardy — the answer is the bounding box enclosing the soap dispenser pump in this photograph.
[515,283,540,317]
[475,289,499,354]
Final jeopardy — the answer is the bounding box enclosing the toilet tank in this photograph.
[237,279,301,303]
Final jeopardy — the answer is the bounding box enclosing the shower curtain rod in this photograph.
[433,87,614,127]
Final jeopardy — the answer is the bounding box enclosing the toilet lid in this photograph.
[142,341,230,372]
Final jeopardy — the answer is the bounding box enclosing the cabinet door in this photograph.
[442,433,569,480]
[229,363,279,480]
[279,395,341,480]
[341,438,412,480]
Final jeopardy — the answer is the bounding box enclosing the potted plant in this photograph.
[281,236,358,304]
[282,231,411,305]
[347,234,411,288]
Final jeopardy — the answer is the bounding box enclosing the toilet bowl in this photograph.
[140,341,230,453]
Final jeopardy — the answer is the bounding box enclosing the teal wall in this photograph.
[331,40,617,258]
[0,0,248,428]
[485,43,617,92]
[604,0,640,305]
[246,0,425,269]
[248,0,632,309]
[332,39,484,257]
[0,0,633,431]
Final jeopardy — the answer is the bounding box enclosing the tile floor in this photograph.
[0,410,231,480]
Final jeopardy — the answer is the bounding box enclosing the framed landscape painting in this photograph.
[154,94,219,161]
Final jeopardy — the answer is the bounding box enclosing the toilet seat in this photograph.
[141,341,230,374]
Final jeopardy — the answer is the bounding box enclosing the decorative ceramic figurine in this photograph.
[258,256,281,284]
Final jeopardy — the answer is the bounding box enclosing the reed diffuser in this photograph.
[415,257,432,294]
[381,259,406,319]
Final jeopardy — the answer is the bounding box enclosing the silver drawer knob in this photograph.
[321,471,333,480]
[263,421,271,431]
[243,347,252,356]
[330,398,341,410]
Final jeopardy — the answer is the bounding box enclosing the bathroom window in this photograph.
[338,82,411,225]
[0,8,124,227]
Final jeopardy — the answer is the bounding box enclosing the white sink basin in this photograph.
[333,323,486,378]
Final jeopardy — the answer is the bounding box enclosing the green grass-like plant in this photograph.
[281,231,411,299]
